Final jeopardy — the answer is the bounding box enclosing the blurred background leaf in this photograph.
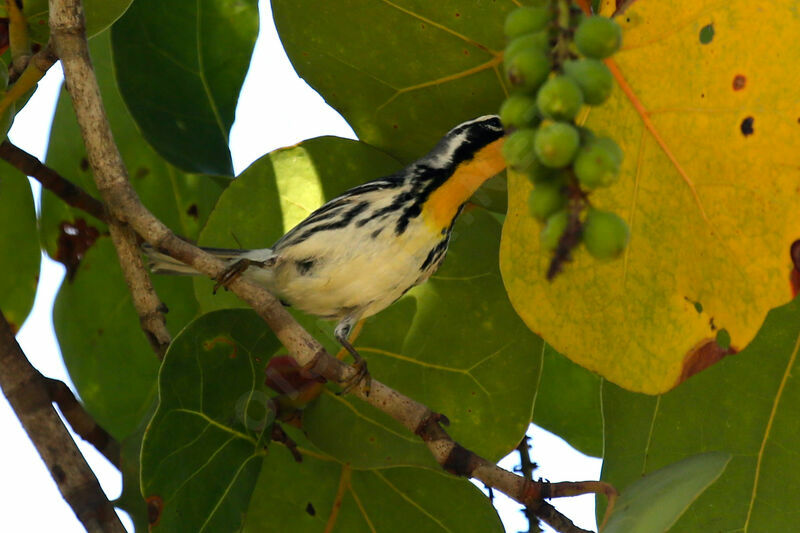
[0,163,39,330]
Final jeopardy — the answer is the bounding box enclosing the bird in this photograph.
[145,115,506,392]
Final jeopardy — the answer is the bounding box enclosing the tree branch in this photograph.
[0,309,125,533]
[0,140,107,223]
[47,1,617,531]
[43,377,120,468]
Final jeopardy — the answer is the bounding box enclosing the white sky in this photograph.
[0,1,600,531]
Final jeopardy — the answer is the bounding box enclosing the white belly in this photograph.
[249,217,446,320]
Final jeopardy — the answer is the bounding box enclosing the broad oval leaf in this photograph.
[604,452,731,533]
[111,0,259,175]
[141,309,280,533]
[500,1,800,393]
[272,0,510,162]
[601,296,800,531]
[0,164,39,330]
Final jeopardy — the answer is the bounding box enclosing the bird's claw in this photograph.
[337,359,371,396]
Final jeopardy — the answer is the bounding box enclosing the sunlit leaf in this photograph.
[601,297,800,531]
[501,1,800,393]
[111,0,259,175]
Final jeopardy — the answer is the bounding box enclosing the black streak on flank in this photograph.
[295,258,315,275]
[420,236,450,272]
[740,116,754,136]
[277,201,370,248]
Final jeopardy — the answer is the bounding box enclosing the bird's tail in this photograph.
[142,244,273,276]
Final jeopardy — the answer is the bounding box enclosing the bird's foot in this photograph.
[213,258,265,294]
[337,358,371,396]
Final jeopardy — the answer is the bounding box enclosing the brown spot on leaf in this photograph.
[305,502,316,516]
[455,12,461,17]
[0,19,9,55]
[55,219,101,282]
[202,336,237,358]
[186,203,199,219]
[134,167,150,179]
[146,495,163,526]
[7,321,18,335]
[677,338,737,385]
[79,157,90,172]
[733,74,746,90]
[740,116,754,136]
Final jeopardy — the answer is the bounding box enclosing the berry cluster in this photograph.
[500,1,629,278]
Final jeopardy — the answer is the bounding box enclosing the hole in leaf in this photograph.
[740,116,754,136]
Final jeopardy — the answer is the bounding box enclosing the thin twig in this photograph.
[43,376,121,468]
[0,140,107,222]
[517,437,543,533]
[48,0,618,531]
[0,309,125,533]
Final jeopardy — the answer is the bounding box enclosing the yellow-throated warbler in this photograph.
[146,115,506,389]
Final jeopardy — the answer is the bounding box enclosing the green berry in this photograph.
[504,48,551,92]
[575,16,622,59]
[505,32,551,62]
[502,128,539,172]
[534,122,580,168]
[528,182,567,220]
[582,209,630,259]
[541,210,568,251]
[563,58,614,105]
[500,94,540,129]
[536,76,584,121]
[504,6,552,39]
[574,137,623,189]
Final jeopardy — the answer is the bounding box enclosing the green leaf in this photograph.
[601,297,800,531]
[244,434,503,532]
[17,0,133,42]
[272,0,509,162]
[141,310,279,533]
[42,30,227,439]
[604,452,731,533]
[111,0,259,175]
[143,309,503,533]
[531,344,602,458]
[0,164,39,329]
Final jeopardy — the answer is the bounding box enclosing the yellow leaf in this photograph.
[500,1,800,394]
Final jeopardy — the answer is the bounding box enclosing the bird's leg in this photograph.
[213,258,270,294]
[334,319,371,396]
